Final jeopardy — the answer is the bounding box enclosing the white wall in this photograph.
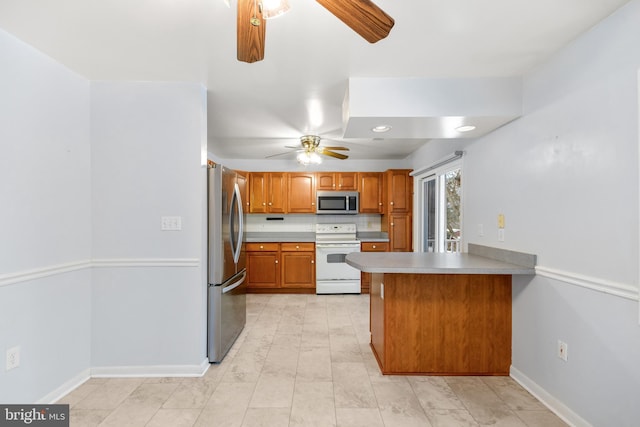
[210,156,409,173]
[427,2,640,425]
[90,81,208,372]
[0,29,92,402]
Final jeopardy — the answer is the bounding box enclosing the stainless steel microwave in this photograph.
[316,191,359,215]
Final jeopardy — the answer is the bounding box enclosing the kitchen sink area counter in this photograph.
[346,245,536,376]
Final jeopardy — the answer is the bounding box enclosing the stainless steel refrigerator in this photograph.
[208,164,246,363]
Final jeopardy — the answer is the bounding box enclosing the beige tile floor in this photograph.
[60,294,568,427]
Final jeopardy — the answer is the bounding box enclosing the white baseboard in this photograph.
[90,358,210,378]
[38,368,91,404]
[510,366,592,427]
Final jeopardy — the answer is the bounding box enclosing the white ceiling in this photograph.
[0,0,630,161]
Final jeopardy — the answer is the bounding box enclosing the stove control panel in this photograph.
[315,223,357,234]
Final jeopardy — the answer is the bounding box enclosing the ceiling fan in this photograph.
[237,0,395,63]
[269,135,349,164]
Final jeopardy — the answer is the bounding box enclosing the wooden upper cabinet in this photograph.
[358,172,383,213]
[237,171,249,211]
[249,172,268,213]
[287,173,316,213]
[316,172,357,191]
[386,169,413,214]
[316,172,336,191]
[337,172,357,190]
[249,172,286,213]
[268,173,286,213]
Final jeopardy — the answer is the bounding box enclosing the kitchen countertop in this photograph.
[345,252,536,275]
[245,232,316,242]
[244,232,389,243]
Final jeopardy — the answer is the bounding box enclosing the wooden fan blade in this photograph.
[321,146,350,151]
[237,0,266,63]
[318,149,348,160]
[316,0,394,43]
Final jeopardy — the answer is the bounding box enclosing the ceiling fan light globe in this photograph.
[297,152,310,165]
[309,152,322,164]
[262,0,290,19]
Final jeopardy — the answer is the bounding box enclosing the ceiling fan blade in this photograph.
[318,149,349,160]
[321,146,350,151]
[266,149,301,158]
[316,0,394,43]
[237,0,266,63]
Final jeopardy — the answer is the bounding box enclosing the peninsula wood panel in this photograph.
[370,273,512,375]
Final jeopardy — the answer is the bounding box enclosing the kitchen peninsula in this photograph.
[346,244,536,376]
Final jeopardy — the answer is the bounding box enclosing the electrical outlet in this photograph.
[498,228,505,242]
[6,346,20,370]
[557,340,568,362]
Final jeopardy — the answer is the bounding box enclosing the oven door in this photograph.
[315,242,361,280]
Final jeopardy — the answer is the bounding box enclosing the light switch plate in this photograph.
[161,216,182,231]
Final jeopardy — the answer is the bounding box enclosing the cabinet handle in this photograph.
[311,260,314,264]
[268,202,272,206]
[390,201,394,205]
[311,202,315,205]
[391,223,394,226]
[262,202,266,206]
[379,202,382,206]
[275,260,278,264]
[372,245,377,249]
[296,245,300,249]
[260,245,264,249]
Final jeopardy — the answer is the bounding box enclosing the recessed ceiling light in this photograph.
[456,125,476,132]
[372,125,391,133]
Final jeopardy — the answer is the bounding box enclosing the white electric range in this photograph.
[315,223,361,294]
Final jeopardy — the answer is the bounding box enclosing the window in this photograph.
[413,155,463,253]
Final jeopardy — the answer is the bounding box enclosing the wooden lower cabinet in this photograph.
[246,242,315,293]
[280,243,315,289]
[386,214,412,252]
[246,243,279,288]
[360,242,389,294]
[369,272,512,375]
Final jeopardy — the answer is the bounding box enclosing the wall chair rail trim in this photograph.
[0,258,200,287]
[535,265,639,301]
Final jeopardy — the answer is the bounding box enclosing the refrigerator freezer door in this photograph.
[208,269,247,362]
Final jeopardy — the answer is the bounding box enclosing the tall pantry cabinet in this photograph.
[382,169,413,252]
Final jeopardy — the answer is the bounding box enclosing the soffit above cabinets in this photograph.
[342,77,523,140]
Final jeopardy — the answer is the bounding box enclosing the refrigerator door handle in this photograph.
[222,270,246,294]
[230,182,244,265]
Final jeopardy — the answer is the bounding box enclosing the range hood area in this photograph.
[342,77,523,140]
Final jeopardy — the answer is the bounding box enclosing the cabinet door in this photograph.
[247,250,280,288]
[281,250,315,288]
[389,214,412,252]
[337,172,357,190]
[316,172,336,190]
[268,172,287,213]
[287,173,316,213]
[360,242,389,294]
[386,169,412,214]
[237,171,250,212]
[358,172,383,213]
[370,273,385,367]
[249,173,268,213]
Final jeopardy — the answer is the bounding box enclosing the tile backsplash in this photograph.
[245,214,382,232]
